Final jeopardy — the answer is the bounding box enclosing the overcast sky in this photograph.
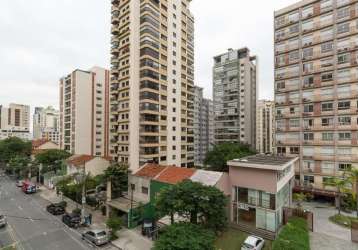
[0,0,298,112]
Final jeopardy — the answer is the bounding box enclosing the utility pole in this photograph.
[81,161,87,223]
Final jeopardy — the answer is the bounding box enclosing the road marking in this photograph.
[18,206,23,210]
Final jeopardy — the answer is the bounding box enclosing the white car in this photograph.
[241,235,265,250]
[16,180,24,187]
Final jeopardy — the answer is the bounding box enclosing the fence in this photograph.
[283,207,314,232]
[351,221,358,243]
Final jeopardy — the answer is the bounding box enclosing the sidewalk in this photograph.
[111,227,153,250]
[38,185,107,230]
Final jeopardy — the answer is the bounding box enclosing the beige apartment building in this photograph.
[213,48,258,148]
[59,67,110,157]
[274,0,358,197]
[256,100,274,154]
[33,106,60,144]
[0,103,31,140]
[110,0,195,170]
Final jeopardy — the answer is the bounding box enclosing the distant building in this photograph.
[59,66,110,157]
[256,100,274,154]
[33,106,60,144]
[0,103,31,140]
[213,48,257,148]
[194,86,214,166]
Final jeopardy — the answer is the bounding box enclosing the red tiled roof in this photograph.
[154,166,196,185]
[134,163,167,179]
[32,139,49,149]
[66,155,94,167]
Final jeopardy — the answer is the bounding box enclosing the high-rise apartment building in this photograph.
[33,106,60,144]
[59,66,110,156]
[274,0,358,196]
[213,48,258,148]
[193,86,214,166]
[256,100,274,154]
[0,103,31,140]
[110,0,195,170]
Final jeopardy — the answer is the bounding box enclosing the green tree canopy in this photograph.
[35,149,71,174]
[0,137,32,164]
[204,143,256,172]
[153,223,215,250]
[156,180,228,233]
[104,163,129,198]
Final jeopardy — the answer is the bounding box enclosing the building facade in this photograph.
[110,0,195,170]
[33,106,60,144]
[256,100,274,154]
[0,103,31,140]
[274,0,358,197]
[213,48,258,148]
[59,67,110,157]
[193,86,214,166]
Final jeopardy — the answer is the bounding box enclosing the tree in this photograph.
[204,143,256,172]
[0,137,32,164]
[35,149,71,174]
[153,223,215,250]
[156,180,228,233]
[104,163,129,198]
[106,215,122,240]
[324,177,350,215]
[348,168,358,218]
[7,155,35,178]
[293,193,306,208]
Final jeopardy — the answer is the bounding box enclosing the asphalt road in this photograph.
[0,175,114,250]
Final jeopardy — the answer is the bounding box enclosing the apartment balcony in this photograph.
[111,25,119,35]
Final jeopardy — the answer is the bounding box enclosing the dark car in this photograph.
[47,202,66,215]
[62,213,81,228]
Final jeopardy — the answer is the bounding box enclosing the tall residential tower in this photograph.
[33,106,60,144]
[275,0,358,196]
[256,100,274,154]
[59,67,110,156]
[193,86,214,166]
[110,0,195,170]
[0,103,31,140]
[213,48,258,148]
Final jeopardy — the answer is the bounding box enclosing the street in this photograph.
[0,175,116,250]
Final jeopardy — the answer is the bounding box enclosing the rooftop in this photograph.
[134,164,167,179]
[228,154,299,171]
[154,166,196,185]
[66,155,94,167]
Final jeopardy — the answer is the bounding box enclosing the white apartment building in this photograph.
[256,100,274,154]
[59,66,110,157]
[33,106,60,144]
[213,48,258,148]
[194,86,214,166]
[0,103,31,140]
[110,0,195,171]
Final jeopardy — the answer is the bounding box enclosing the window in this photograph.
[302,47,313,59]
[338,147,351,156]
[337,22,350,34]
[322,132,334,141]
[321,41,333,53]
[338,101,350,110]
[322,102,333,112]
[290,147,299,154]
[289,119,300,128]
[338,116,351,126]
[322,162,335,174]
[337,7,350,20]
[304,133,314,141]
[321,117,333,126]
[338,132,351,140]
[321,72,333,81]
[304,104,313,113]
[338,163,352,171]
[338,53,350,64]
[304,175,314,184]
[142,186,149,195]
[303,75,314,87]
[321,147,334,155]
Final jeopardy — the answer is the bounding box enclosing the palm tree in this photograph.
[348,168,358,218]
[324,176,350,215]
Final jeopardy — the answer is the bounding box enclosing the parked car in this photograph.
[0,215,7,228]
[62,213,81,228]
[46,202,67,215]
[16,180,24,187]
[241,235,265,250]
[22,181,36,194]
[82,229,109,246]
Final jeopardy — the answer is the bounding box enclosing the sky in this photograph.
[0,0,298,113]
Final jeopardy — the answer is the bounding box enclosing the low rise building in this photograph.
[65,155,111,177]
[31,139,59,157]
[227,155,298,236]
